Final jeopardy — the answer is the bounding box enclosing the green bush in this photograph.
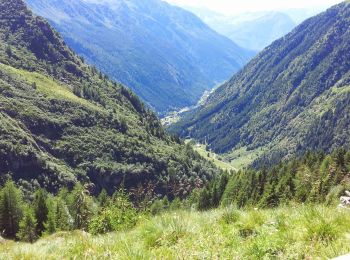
[219,207,241,225]
[89,192,137,235]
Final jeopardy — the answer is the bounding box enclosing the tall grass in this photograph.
[1,205,350,259]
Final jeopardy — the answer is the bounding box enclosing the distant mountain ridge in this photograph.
[26,0,254,114]
[170,1,350,166]
[187,8,297,51]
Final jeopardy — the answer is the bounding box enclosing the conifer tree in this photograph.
[98,189,109,208]
[71,184,93,230]
[33,189,48,236]
[44,208,56,235]
[0,180,23,238]
[17,208,37,243]
[197,188,211,211]
[55,198,73,231]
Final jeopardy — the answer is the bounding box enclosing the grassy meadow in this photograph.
[1,205,350,259]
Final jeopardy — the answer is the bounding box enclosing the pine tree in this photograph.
[0,180,23,238]
[98,189,109,208]
[5,45,12,57]
[17,208,37,243]
[197,188,210,211]
[33,189,48,236]
[55,198,72,231]
[71,184,93,230]
[44,208,56,235]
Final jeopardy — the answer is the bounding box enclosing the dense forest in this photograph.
[0,0,219,197]
[170,1,350,166]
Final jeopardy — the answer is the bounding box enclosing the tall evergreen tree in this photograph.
[71,185,93,230]
[0,180,23,238]
[98,189,109,208]
[17,208,37,243]
[33,189,48,236]
[44,208,56,235]
[55,198,73,231]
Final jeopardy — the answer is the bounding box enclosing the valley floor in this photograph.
[1,205,350,259]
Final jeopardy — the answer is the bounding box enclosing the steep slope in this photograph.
[191,9,296,51]
[0,0,219,194]
[25,0,254,114]
[171,2,350,166]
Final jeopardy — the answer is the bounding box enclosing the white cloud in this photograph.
[164,0,343,14]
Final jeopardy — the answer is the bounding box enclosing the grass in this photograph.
[0,63,101,111]
[1,205,350,259]
[331,85,350,94]
[188,140,266,171]
[224,147,266,170]
[189,141,238,172]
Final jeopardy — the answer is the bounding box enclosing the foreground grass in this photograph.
[1,205,350,259]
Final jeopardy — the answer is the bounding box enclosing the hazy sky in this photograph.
[165,0,343,14]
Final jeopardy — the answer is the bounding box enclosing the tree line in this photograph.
[197,148,350,210]
[0,182,137,243]
[2,148,350,243]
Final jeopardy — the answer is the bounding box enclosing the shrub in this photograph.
[219,207,240,225]
[89,192,137,235]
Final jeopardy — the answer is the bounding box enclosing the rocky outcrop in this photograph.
[339,191,350,209]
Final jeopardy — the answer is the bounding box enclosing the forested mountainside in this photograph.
[25,0,254,114]
[198,148,350,210]
[171,1,350,166]
[0,0,219,195]
[191,9,296,51]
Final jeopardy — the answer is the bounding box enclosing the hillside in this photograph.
[25,0,254,114]
[1,205,350,259]
[170,1,350,166]
[191,9,296,51]
[0,0,219,195]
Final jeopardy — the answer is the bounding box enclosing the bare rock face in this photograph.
[339,190,350,209]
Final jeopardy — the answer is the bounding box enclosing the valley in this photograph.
[26,0,254,114]
[0,0,350,259]
[171,1,350,167]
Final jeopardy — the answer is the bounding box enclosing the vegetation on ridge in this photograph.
[0,0,219,196]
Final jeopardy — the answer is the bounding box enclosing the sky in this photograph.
[165,0,344,15]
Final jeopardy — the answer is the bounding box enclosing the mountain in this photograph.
[188,8,296,51]
[285,7,334,24]
[170,2,350,166]
[0,0,219,195]
[25,0,254,114]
